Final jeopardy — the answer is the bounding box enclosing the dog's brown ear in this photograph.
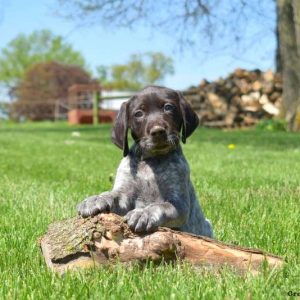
[111,101,129,156]
[177,91,199,143]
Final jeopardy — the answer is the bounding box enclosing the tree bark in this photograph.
[277,0,300,130]
[39,213,284,275]
[275,2,282,73]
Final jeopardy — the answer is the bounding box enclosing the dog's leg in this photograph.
[77,189,136,217]
[125,201,189,233]
[77,156,135,217]
[77,191,119,217]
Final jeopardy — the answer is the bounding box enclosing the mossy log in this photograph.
[39,213,284,274]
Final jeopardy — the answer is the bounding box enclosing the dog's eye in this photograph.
[134,110,143,118]
[164,104,174,112]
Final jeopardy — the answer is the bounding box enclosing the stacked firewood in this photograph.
[184,69,282,128]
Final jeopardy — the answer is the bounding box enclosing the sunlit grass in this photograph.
[0,122,299,299]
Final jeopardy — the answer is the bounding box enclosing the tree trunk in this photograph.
[39,213,284,275]
[275,2,282,73]
[277,0,300,130]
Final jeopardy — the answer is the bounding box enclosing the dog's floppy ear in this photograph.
[177,91,199,143]
[111,101,129,156]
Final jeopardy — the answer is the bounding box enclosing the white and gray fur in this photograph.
[77,86,213,237]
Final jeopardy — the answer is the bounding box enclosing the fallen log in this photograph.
[39,213,284,275]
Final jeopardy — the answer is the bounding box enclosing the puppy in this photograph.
[77,86,213,237]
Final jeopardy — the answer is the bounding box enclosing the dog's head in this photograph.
[111,86,199,157]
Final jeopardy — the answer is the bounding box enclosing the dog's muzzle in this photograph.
[138,126,180,158]
[150,126,167,144]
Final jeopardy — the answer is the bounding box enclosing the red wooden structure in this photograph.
[67,83,117,125]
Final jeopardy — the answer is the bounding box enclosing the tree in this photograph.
[0,29,87,89]
[97,52,174,90]
[57,0,300,130]
[12,61,92,120]
[277,0,300,131]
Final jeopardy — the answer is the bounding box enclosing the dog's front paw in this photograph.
[125,207,163,233]
[77,192,115,217]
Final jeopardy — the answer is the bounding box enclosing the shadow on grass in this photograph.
[1,123,299,150]
[0,125,112,133]
[191,128,300,151]
[0,123,114,144]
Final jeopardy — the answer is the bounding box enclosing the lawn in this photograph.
[0,122,299,299]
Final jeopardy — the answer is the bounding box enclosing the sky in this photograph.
[0,0,277,98]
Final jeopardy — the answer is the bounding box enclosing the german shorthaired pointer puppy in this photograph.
[77,86,213,237]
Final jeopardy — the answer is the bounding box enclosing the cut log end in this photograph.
[39,213,284,275]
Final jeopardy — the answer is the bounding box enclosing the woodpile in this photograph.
[183,69,282,128]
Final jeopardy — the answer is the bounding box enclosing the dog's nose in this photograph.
[150,126,167,138]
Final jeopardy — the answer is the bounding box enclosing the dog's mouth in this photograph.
[137,133,180,157]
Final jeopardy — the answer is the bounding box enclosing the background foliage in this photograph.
[0,29,87,89]
[97,52,174,90]
[11,61,92,121]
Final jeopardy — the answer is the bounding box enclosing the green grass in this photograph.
[0,121,299,299]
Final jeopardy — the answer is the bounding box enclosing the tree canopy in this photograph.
[12,61,92,120]
[57,0,275,58]
[97,52,174,90]
[0,29,87,88]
